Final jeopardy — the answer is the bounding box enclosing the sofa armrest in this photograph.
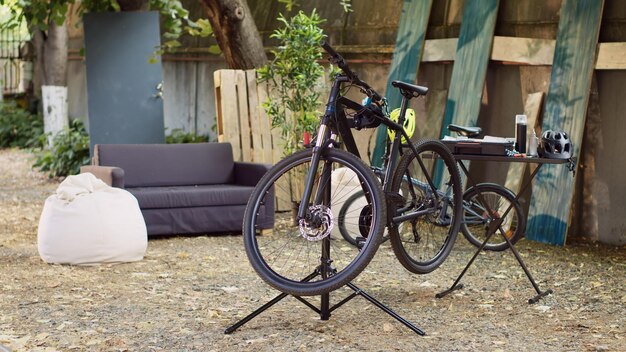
[80,166,125,188]
[234,162,271,187]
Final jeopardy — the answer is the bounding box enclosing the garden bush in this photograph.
[165,128,210,144]
[33,120,90,178]
[0,101,44,149]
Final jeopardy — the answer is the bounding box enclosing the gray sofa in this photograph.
[81,143,273,236]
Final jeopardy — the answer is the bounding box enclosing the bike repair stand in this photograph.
[435,160,554,304]
[225,237,425,335]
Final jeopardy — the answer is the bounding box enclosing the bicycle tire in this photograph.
[243,148,386,296]
[337,190,366,246]
[461,183,525,251]
[388,139,463,274]
[338,189,393,247]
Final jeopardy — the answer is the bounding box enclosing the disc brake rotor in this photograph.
[299,205,334,241]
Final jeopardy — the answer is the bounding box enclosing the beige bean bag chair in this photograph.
[38,173,147,265]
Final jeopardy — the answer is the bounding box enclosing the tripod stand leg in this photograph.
[346,282,426,336]
[224,291,289,334]
[225,271,320,334]
[501,233,553,304]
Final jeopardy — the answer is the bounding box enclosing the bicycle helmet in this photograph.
[539,129,572,159]
[387,108,416,143]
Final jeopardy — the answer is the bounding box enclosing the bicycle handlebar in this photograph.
[320,40,383,103]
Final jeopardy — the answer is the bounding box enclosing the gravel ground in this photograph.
[0,148,625,351]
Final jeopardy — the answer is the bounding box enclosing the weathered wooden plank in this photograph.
[595,42,626,69]
[491,36,555,65]
[246,70,263,163]
[580,76,600,241]
[236,70,252,162]
[213,70,223,140]
[255,80,274,164]
[420,89,448,139]
[527,0,605,246]
[371,0,434,167]
[422,38,457,62]
[214,70,242,160]
[504,92,544,193]
[440,0,500,137]
[433,0,499,184]
[422,38,626,69]
[163,62,196,134]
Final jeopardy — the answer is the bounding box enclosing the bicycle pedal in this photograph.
[355,236,366,249]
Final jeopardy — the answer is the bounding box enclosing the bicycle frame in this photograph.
[297,73,442,225]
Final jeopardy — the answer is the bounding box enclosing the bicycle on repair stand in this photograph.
[242,41,464,297]
[338,123,526,253]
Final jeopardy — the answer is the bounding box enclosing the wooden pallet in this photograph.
[214,69,290,210]
[214,69,280,164]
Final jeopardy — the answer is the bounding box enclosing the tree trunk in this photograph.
[43,22,68,86]
[30,21,69,144]
[30,28,45,99]
[30,21,68,97]
[200,0,267,69]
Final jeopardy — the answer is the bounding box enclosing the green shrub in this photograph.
[257,10,326,155]
[0,101,44,149]
[34,120,91,178]
[165,128,210,144]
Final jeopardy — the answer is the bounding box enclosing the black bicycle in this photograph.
[243,41,463,297]
[339,124,525,252]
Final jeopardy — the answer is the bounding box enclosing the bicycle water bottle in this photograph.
[515,114,527,153]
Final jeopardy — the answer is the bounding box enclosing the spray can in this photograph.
[515,114,527,153]
[527,129,539,157]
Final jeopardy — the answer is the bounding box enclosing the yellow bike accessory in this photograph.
[387,108,416,143]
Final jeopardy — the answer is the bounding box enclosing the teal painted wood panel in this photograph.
[432,0,499,185]
[526,0,605,245]
[371,0,433,167]
[439,0,500,137]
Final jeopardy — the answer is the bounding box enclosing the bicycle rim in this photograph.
[389,139,462,274]
[244,149,386,296]
[462,183,525,251]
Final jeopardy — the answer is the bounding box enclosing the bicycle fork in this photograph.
[297,123,333,221]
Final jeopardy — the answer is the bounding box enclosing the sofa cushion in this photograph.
[127,184,255,209]
[96,143,235,187]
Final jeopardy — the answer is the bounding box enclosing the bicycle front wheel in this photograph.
[243,148,386,296]
[461,183,525,251]
[389,139,463,274]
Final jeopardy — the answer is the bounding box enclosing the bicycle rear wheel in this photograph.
[338,189,392,247]
[461,183,525,251]
[389,139,463,274]
[243,148,386,296]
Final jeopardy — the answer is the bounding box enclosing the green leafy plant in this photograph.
[8,0,212,53]
[165,128,210,144]
[278,0,352,12]
[0,101,44,149]
[33,119,90,178]
[257,10,326,155]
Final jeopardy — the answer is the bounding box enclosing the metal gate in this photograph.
[0,20,30,95]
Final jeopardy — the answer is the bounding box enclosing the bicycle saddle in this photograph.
[448,124,482,138]
[392,81,429,97]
